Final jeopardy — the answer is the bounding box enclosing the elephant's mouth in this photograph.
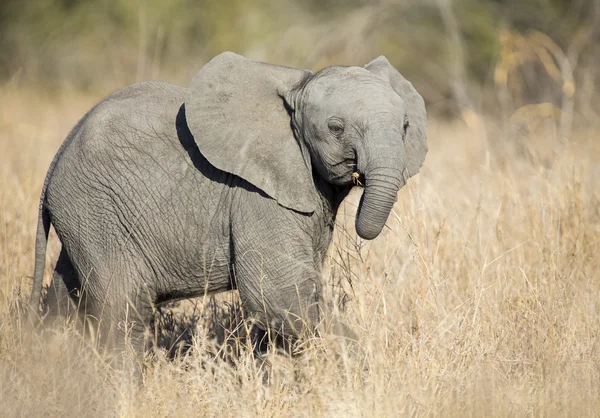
[350,151,365,186]
[329,157,360,185]
[351,171,365,187]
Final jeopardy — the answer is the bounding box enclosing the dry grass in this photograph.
[1,84,599,417]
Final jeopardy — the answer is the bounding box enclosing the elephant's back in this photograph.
[46,81,233,284]
[76,81,186,153]
[49,80,191,206]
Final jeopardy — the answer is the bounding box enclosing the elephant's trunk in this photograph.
[355,137,405,240]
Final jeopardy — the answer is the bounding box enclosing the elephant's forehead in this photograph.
[308,67,404,108]
[305,73,405,119]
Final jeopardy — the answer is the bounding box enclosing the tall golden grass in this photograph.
[0,77,599,416]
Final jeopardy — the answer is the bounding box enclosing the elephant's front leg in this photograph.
[236,253,322,346]
[232,213,322,350]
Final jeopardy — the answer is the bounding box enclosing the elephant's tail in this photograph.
[28,134,72,320]
[28,110,92,321]
[29,188,50,320]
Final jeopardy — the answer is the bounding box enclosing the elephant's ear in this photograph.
[365,56,428,177]
[185,52,316,213]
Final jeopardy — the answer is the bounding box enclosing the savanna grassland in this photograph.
[0,83,599,417]
[1,1,600,416]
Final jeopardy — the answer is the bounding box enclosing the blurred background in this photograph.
[1,0,598,128]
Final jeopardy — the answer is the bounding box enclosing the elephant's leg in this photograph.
[45,248,82,323]
[64,249,156,374]
[233,240,322,352]
[240,270,322,354]
[109,303,154,376]
[100,286,155,367]
[231,199,326,353]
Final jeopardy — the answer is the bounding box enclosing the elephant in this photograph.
[29,52,427,358]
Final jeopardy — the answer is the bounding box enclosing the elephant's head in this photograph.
[185,52,427,240]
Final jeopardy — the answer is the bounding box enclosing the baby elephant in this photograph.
[30,52,427,357]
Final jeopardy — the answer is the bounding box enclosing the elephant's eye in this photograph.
[328,119,344,136]
[402,115,409,141]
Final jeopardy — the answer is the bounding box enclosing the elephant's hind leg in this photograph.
[45,247,82,324]
[97,283,156,371]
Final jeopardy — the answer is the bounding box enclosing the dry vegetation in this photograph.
[0,80,599,417]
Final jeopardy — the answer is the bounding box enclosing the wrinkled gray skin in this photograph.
[30,52,427,356]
